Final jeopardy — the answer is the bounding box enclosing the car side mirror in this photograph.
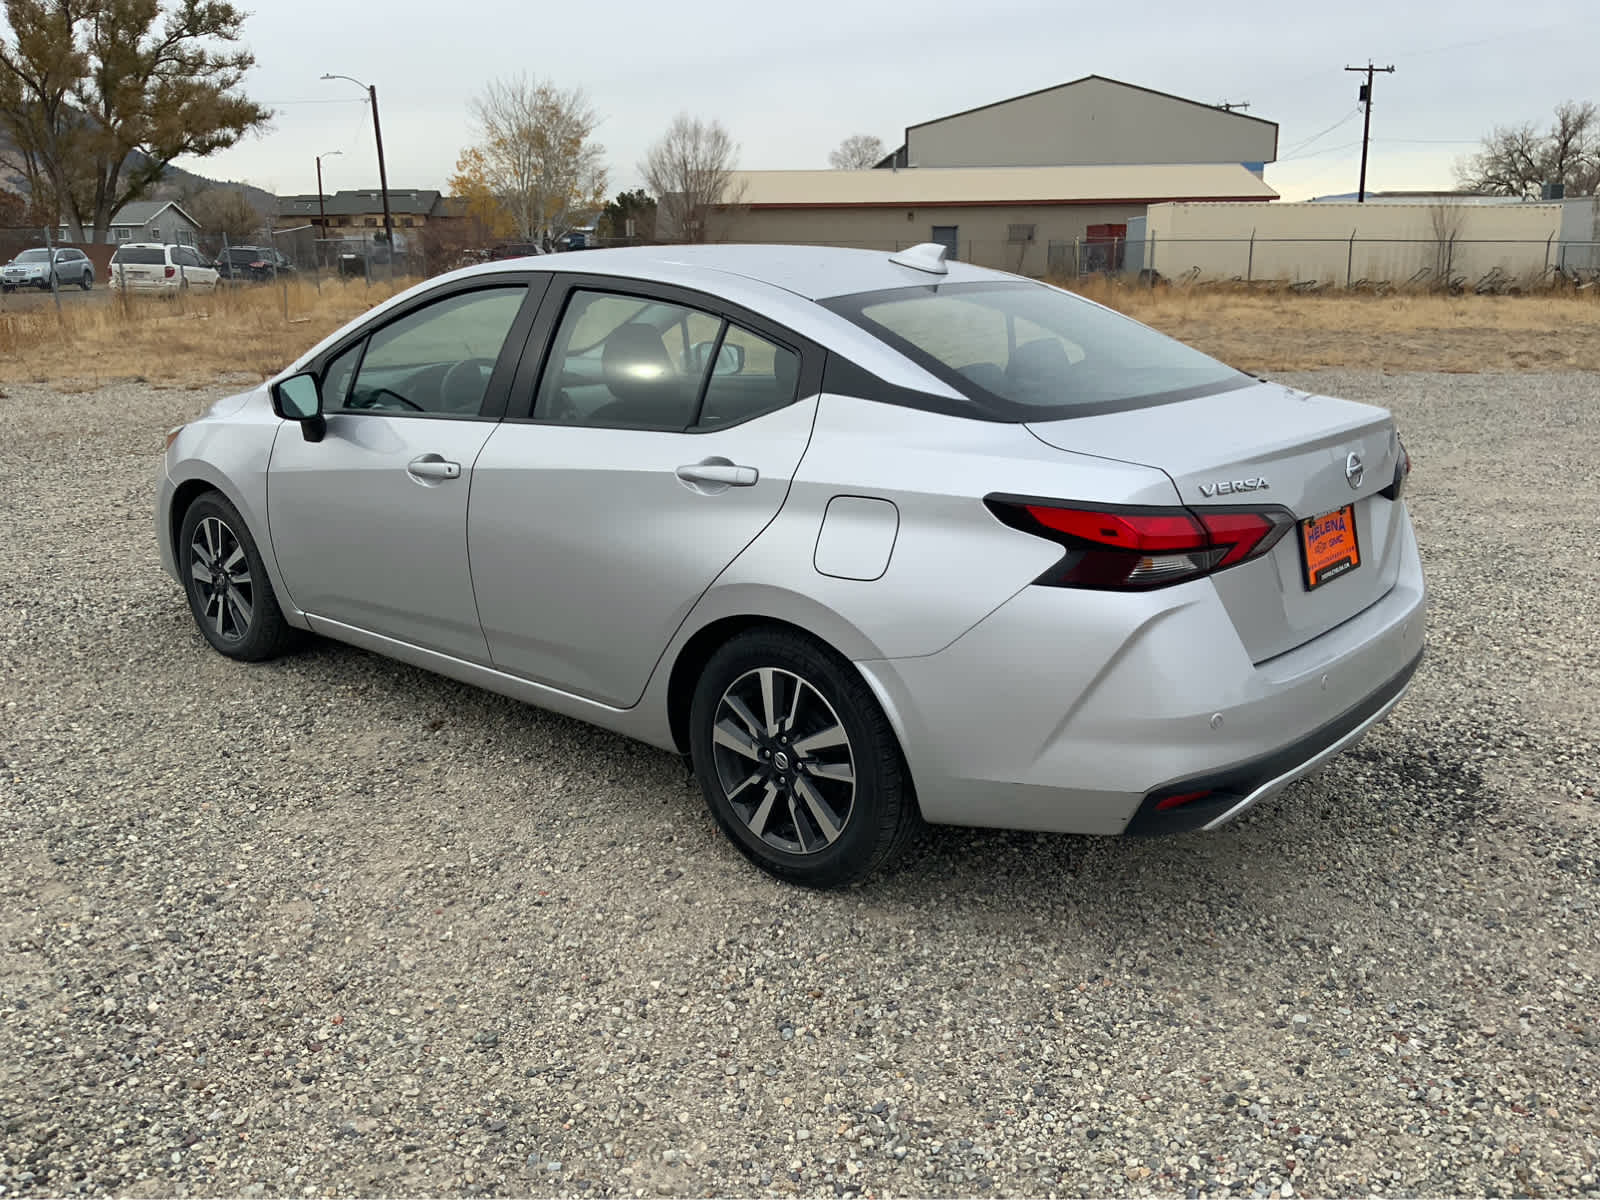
[691,340,746,376]
[271,372,326,442]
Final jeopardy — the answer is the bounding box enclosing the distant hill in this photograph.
[1,130,277,224]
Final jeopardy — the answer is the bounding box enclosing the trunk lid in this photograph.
[1026,379,1408,662]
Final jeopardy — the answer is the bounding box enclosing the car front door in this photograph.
[267,277,544,661]
[468,280,821,707]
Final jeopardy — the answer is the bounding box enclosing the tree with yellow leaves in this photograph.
[461,75,607,248]
[447,146,515,240]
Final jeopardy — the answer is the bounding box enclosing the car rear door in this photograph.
[267,274,546,660]
[467,277,822,707]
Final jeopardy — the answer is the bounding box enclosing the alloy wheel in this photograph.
[188,516,254,642]
[709,667,856,855]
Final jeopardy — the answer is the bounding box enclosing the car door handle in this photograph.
[676,463,758,487]
[407,457,461,480]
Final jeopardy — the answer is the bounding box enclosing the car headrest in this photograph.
[601,323,673,407]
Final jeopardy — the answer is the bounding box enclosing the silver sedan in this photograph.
[155,244,1426,886]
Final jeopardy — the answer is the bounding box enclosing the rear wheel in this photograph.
[689,628,920,887]
[79,270,92,291]
[178,492,296,662]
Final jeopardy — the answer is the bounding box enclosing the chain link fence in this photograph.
[1050,234,1600,293]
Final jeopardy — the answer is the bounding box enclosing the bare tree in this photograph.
[828,134,885,169]
[1457,100,1600,197]
[640,113,743,243]
[189,187,260,244]
[1428,201,1466,288]
[467,74,608,247]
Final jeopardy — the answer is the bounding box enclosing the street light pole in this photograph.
[321,73,394,271]
[315,150,342,268]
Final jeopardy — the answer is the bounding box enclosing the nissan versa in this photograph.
[156,243,1426,886]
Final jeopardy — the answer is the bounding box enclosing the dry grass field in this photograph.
[1,271,1598,388]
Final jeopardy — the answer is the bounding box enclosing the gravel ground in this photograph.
[1,369,1597,1199]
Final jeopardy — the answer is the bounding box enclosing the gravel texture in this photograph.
[1,369,1598,1199]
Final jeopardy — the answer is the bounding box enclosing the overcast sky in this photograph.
[174,0,1596,203]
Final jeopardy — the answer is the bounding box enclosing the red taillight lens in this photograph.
[1155,789,1214,812]
[164,265,176,278]
[987,497,1294,591]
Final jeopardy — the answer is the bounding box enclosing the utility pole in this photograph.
[1345,61,1395,202]
[316,150,342,270]
[321,73,394,276]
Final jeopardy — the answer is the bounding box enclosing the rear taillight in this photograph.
[164,265,176,278]
[985,496,1295,591]
[1381,439,1411,501]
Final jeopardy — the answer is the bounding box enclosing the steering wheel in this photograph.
[439,357,494,414]
[358,387,424,412]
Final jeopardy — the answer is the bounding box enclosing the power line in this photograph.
[1280,139,1365,163]
[1345,61,1396,202]
[1281,107,1363,158]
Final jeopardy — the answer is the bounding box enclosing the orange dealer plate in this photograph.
[1299,504,1361,590]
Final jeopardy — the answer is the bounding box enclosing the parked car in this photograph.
[155,243,1426,887]
[108,243,220,296]
[214,245,295,283]
[2,247,94,292]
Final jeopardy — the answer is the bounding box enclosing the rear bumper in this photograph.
[855,510,1427,836]
[1122,647,1421,834]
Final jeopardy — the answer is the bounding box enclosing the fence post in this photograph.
[1544,233,1554,278]
[1246,229,1255,283]
[1148,234,1156,284]
[1346,229,1356,289]
[43,222,62,317]
[1072,237,1080,279]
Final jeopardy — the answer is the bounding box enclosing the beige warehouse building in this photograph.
[698,75,1281,274]
[719,163,1279,275]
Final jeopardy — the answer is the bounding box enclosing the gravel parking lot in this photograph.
[2,369,1597,1199]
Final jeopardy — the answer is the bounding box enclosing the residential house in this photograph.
[58,200,203,246]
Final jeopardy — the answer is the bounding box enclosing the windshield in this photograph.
[822,281,1248,420]
[14,249,49,263]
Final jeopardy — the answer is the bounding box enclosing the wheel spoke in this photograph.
[758,668,779,736]
[188,558,211,583]
[225,585,253,634]
[746,783,779,839]
[794,777,843,845]
[787,793,812,853]
[713,719,761,761]
[209,592,225,636]
[724,694,764,741]
[726,770,764,801]
[784,680,803,732]
[202,518,221,562]
[806,760,855,784]
[223,545,247,573]
[227,566,252,587]
[792,722,847,756]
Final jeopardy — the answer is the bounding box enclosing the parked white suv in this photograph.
[108,243,220,296]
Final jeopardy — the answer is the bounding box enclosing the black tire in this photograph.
[689,627,921,888]
[177,492,296,662]
[80,271,92,291]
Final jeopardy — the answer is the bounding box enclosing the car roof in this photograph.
[463,243,1014,302]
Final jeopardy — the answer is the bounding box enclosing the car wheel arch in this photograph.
[663,613,922,819]
[167,469,306,627]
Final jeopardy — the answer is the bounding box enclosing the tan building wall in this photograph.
[906,77,1278,169]
[723,203,1149,273]
[1144,201,1566,285]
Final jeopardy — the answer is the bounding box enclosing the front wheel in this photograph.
[178,492,296,662]
[688,628,920,887]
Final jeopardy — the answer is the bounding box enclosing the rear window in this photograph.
[111,247,166,265]
[822,281,1248,420]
